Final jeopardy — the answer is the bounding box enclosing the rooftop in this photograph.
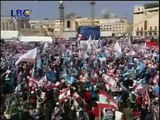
[144,2,159,9]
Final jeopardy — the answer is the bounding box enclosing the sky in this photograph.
[1,1,157,23]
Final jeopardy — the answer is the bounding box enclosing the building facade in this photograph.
[27,17,128,37]
[133,3,159,37]
[97,18,128,36]
[1,17,18,30]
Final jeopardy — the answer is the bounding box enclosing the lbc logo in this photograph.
[11,9,31,20]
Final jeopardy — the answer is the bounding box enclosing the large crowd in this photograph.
[0,37,159,120]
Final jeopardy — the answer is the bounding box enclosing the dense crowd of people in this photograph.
[0,37,159,120]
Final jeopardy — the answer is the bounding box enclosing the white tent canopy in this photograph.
[1,30,19,40]
[19,36,53,43]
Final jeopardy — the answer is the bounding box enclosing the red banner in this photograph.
[145,41,158,48]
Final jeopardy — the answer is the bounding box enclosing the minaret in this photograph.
[90,1,96,26]
[59,1,65,32]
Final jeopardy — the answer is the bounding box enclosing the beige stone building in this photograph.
[1,17,18,30]
[133,3,159,37]
[27,17,128,37]
[1,16,32,31]
[97,18,128,36]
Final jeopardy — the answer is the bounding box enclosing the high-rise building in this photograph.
[133,3,159,37]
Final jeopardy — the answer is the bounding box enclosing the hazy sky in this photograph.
[1,1,157,22]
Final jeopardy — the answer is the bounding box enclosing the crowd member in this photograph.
[0,38,159,120]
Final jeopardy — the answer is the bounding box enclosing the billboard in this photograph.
[77,26,100,40]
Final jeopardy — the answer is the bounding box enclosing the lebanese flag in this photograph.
[59,88,71,102]
[144,88,151,106]
[72,92,81,107]
[102,74,117,87]
[98,91,118,110]
[27,76,38,91]
[98,91,109,104]
[133,81,146,94]
[72,92,81,99]
[15,47,38,65]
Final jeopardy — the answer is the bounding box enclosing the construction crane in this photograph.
[90,1,96,26]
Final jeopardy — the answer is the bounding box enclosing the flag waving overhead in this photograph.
[128,35,131,45]
[97,91,118,110]
[114,42,122,54]
[59,88,71,102]
[15,47,38,65]
[43,42,48,52]
[87,34,92,49]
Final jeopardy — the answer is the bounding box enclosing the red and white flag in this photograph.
[72,92,81,107]
[59,88,71,102]
[15,47,38,65]
[102,74,117,87]
[144,88,151,107]
[27,76,38,91]
[98,91,109,104]
[97,91,118,110]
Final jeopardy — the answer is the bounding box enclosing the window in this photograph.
[150,27,152,31]
[144,21,147,30]
[2,23,5,30]
[141,27,143,31]
[154,32,157,35]
[138,8,140,11]
[136,32,139,36]
[67,20,71,28]
[144,32,147,36]
[155,26,157,30]
[137,27,139,31]
[149,32,152,36]
[6,22,9,30]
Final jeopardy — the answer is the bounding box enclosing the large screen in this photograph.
[77,26,100,40]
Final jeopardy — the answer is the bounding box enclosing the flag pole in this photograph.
[31,57,37,78]
[99,108,101,120]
